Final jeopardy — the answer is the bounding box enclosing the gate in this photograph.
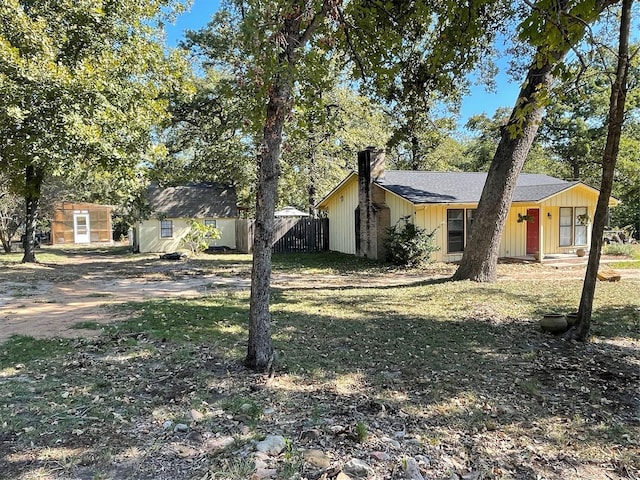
[236,218,329,253]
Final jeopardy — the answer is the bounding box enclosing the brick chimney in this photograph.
[356,147,390,259]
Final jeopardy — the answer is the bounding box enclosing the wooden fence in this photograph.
[235,218,329,254]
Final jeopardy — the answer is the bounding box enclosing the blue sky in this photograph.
[164,0,521,131]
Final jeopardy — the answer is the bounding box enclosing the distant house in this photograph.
[274,206,310,217]
[133,183,237,253]
[50,202,113,245]
[316,148,619,262]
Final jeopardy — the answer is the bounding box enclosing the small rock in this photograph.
[254,468,277,479]
[173,423,189,433]
[254,452,269,461]
[256,435,286,455]
[337,473,353,480]
[190,409,205,422]
[330,425,347,434]
[461,472,480,480]
[394,431,405,440]
[263,407,276,415]
[172,444,200,458]
[415,455,431,466]
[162,420,174,430]
[370,451,391,462]
[240,425,251,435]
[185,431,204,443]
[204,435,235,454]
[300,429,321,441]
[302,449,331,468]
[404,457,424,480]
[343,458,374,478]
[240,403,254,413]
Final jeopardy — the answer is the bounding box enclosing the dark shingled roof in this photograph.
[375,171,575,204]
[147,183,237,218]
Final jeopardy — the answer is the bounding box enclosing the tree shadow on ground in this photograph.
[1,274,638,479]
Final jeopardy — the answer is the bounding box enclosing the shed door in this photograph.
[74,213,90,243]
[526,208,539,255]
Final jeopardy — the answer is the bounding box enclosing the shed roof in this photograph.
[147,183,237,218]
[275,206,310,217]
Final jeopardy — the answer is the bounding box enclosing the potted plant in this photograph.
[540,313,568,334]
[517,213,535,223]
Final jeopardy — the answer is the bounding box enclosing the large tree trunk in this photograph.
[21,164,45,263]
[571,0,632,341]
[246,77,291,372]
[452,62,555,282]
[245,1,331,372]
[453,0,612,282]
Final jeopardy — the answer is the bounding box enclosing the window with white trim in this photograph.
[447,209,476,253]
[559,207,588,246]
[160,220,173,238]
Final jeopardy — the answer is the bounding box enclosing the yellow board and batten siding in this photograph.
[320,177,608,262]
[322,175,360,255]
[138,218,236,253]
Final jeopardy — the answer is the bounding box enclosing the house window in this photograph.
[466,209,476,239]
[160,220,173,238]
[574,207,588,245]
[204,219,217,229]
[447,209,476,253]
[559,207,588,246]
[447,209,465,253]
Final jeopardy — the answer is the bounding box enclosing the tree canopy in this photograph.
[0,0,189,261]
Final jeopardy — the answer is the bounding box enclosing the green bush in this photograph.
[603,243,635,257]
[384,216,439,267]
[181,220,221,254]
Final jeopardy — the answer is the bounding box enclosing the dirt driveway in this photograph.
[1,250,638,343]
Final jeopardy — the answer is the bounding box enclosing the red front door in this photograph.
[526,208,540,255]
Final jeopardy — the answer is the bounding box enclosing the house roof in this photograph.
[375,171,583,204]
[147,183,237,218]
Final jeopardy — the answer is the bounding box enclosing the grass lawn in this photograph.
[0,249,638,479]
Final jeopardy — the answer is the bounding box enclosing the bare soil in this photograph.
[1,250,639,480]
[1,251,638,343]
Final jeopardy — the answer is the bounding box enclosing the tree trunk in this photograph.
[452,0,612,283]
[245,82,287,371]
[571,0,632,341]
[307,149,318,217]
[246,78,292,371]
[21,164,45,263]
[452,62,555,282]
[244,0,331,371]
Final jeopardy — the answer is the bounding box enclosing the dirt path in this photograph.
[2,252,638,343]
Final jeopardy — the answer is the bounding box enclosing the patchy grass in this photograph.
[1,253,639,479]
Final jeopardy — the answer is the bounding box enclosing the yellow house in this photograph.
[316,149,618,262]
[133,183,237,253]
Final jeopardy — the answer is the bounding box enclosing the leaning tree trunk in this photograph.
[22,164,45,263]
[571,0,632,341]
[452,0,613,283]
[452,61,555,282]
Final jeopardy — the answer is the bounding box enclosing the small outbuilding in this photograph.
[50,202,113,245]
[133,182,237,253]
[274,206,310,217]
